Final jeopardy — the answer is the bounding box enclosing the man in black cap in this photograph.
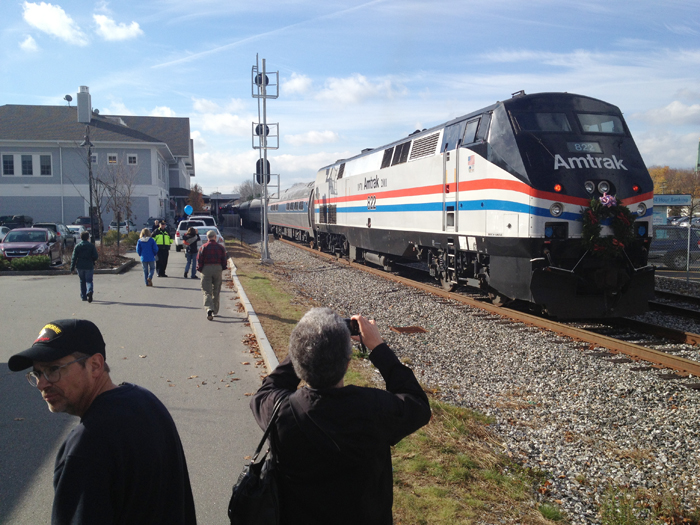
[9,319,197,524]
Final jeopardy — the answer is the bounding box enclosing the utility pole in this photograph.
[251,55,279,263]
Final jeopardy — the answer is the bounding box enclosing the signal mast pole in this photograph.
[252,55,279,263]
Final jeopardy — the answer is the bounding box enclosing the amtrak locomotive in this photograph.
[263,91,655,318]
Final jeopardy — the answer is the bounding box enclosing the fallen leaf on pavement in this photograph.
[139,355,147,358]
[188,375,198,379]
[14,418,24,421]
[241,362,250,365]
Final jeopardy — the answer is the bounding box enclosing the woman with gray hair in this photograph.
[250,307,431,525]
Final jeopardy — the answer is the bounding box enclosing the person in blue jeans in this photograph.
[70,231,99,302]
[136,229,159,286]
[182,227,201,279]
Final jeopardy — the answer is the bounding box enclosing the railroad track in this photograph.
[650,290,700,320]
[279,238,700,378]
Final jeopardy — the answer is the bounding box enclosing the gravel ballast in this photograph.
[261,240,700,524]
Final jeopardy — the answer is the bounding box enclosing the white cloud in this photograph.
[193,98,221,113]
[197,113,250,136]
[192,97,245,114]
[93,14,144,41]
[635,130,699,168]
[101,101,134,116]
[150,106,177,117]
[194,148,347,194]
[634,101,700,126]
[19,35,39,52]
[22,2,88,46]
[286,130,339,146]
[191,130,207,149]
[316,74,400,104]
[283,73,312,96]
[224,99,245,112]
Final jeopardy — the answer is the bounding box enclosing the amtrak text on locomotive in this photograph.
[553,154,627,170]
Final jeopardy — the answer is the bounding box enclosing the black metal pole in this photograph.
[85,126,96,244]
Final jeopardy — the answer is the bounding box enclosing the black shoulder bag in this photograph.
[228,398,283,525]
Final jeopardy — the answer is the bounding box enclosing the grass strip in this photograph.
[227,238,566,524]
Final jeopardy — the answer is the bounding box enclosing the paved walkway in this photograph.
[0,246,267,524]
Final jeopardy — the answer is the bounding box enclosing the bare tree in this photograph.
[235,179,262,202]
[188,183,205,212]
[95,158,138,254]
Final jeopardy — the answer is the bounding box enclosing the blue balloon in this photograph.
[184,205,193,215]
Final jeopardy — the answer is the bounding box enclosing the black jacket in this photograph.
[250,344,431,525]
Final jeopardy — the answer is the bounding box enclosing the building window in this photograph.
[40,155,52,176]
[108,154,117,164]
[2,155,14,175]
[128,154,137,165]
[91,154,98,164]
[22,155,33,175]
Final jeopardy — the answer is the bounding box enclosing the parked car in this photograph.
[73,216,101,239]
[648,225,700,270]
[675,216,699,227]
[193,226,225,249]
[33,222,75,248]
[108,220,137,235]
[0,225,10,241]
[174,220,206,251]
[666,215,685,225]
[66,225,87,242]
[0,228,63,265]
[189,215,217,227]
[3,215,34,229]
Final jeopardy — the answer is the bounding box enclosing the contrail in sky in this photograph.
[152,0,388,69]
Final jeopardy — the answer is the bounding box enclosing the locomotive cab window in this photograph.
[577,114,625,134]
[462,119,480,144]
[513,112,572,133]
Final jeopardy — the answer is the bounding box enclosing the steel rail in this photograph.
[280,239,700,377]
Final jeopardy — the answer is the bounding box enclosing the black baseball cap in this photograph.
[9,319,106,371]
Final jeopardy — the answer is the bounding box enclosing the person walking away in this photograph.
[8,319,197,524]
[183,227,201,279]
[70,230,98,302]
[153,222,173,277]
[136,228,159,286]
[197,230,227,320]
[250,308,431,525]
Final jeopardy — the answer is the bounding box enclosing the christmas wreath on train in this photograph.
[581,193,636,258]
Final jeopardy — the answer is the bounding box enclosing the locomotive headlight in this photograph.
[550,203,564,217]
[636,203,647,217]
[598,181,610,194]
[584,181,595,194]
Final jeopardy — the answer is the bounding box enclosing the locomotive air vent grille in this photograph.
[409,132,440,160]
[338,163,345,179]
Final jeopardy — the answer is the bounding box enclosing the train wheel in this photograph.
[440,274,456,292]
[488,291,510,307]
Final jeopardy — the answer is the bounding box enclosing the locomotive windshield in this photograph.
[513,112,572,132]
[576,113,625,134]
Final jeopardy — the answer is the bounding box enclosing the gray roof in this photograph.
[0,105,191,158]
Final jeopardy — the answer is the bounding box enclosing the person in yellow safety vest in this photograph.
[153,223,173,277]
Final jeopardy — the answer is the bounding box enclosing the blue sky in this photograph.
[1,0,699,195]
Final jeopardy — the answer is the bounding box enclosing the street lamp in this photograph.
[79,125,96,244]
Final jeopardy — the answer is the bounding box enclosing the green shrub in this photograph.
[0,254,11,271]
[10,255,51,271]
[102,230,138,247]
[123,231,139,247]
